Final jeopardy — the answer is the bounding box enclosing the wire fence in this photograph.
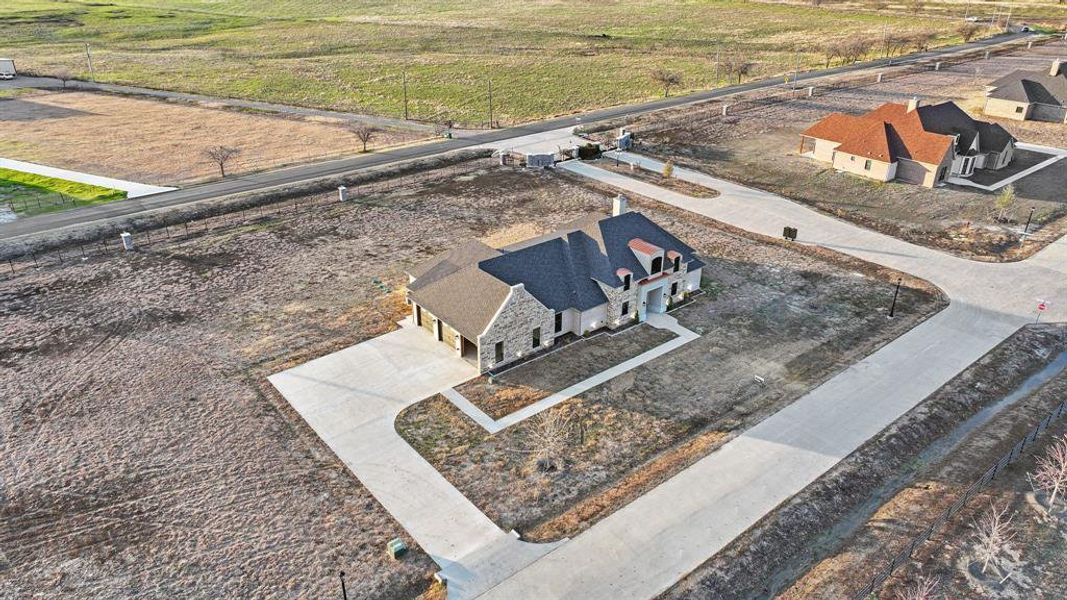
[852,393,1067,599]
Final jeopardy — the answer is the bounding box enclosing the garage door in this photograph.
[896,159,930,185]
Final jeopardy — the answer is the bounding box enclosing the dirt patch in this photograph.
[657,324,1067,600]
[0,90,426,186]
[396,192,946,541]
[619,41,1067,261]
[592,158,720,198]
[0,160,625,599]
[457,323,678,420]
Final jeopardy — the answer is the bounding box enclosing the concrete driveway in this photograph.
[268,321,560,599]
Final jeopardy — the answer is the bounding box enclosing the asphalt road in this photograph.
[0,32,1031,242]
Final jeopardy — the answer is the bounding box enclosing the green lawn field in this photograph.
[0,0,1051,125]
[0,167,126,217]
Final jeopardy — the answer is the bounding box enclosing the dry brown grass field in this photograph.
[0,90,425,185]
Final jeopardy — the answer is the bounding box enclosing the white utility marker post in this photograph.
[120,232,134,251]
[338,185,348,202]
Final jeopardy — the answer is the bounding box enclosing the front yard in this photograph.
[396,198,946,543]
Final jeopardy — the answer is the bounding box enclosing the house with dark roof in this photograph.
[404,197,704,372]
[799,98,1016,187]
[985,59,1067,123]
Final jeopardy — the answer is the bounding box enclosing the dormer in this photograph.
[616,268,633,291]
[666,250,682,272]
[628,238,664,278]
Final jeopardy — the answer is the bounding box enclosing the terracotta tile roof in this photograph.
[627,238,662,255]
[800,101,1004,166]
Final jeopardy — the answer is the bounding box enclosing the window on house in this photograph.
[622,301,630,316]
[671,282,679,296]
[532,327,541,349]
[937,166,947,181]
[864,159,872,171]
[672,256,681,271]
[623,273,631,291]
[850,156,855,162]
[650,256,663,274]
[1015,106,1024,113]
[554,312,563,333]
[494,341,503,363]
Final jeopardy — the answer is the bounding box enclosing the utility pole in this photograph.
[487,78,494,129]
[715,47,721,85]
[339,571,348,600]
[791,46,800,94]
[1005,1,1014,31]
[402,70,409,120]
[85,43,96,82]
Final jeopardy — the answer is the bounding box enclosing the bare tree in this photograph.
[958,23,983,43]
[884,33,912,58]
[842,39,874,64]
[824,41,845,68]
[895,574,940,600]
[204,145,241,178]
[651,68,683,97]
[909,31,937,53]
[1029,434,1067,514]
[350,124,377,152]
[523,411,573,473]
[971,501,1017,576]
[52,67,73,89]
[722,56,755,84]
[907,0,925,13]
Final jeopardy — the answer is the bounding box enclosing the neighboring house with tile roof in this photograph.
[799,98,1016,187]
[404,197,704,372]
[984,59,1067,123]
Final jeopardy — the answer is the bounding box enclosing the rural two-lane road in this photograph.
[0,31,1033,242]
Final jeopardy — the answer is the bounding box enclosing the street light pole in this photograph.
[339,571,348,600]
[1023,206,1035,236]
[487,78,494,129]
[888,277,902,318]
[402,70,409,120]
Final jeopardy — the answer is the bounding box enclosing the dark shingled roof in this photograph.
[406,239,501,291]
[407,211,705,336]
[987,67,1067,107]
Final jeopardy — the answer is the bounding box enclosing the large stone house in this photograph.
[984,59,1067,123]
[799,99,1016,187]
[405,197,704,373]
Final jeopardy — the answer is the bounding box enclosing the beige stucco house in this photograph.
[404,197,704,373]
[800,99,1016,188]
[984,59,1067,123]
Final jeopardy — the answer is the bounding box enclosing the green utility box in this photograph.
[387,538,408,560]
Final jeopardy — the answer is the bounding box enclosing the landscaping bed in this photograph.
[458,323,678,420]
[396,194,946,542]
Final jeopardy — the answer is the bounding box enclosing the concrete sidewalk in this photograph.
[0,157,176,198]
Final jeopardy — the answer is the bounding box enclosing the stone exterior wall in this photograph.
[477,284,554,372]
[596,280,639,329]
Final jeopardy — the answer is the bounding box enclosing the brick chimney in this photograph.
[907,96,921,113]
[1052,59,1063,77]
[612,194,628,216]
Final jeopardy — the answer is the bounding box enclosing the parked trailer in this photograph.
[0,59,16,80]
